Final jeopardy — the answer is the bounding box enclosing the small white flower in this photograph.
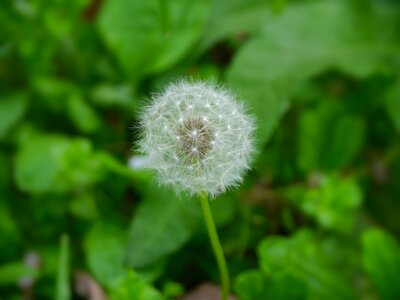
[138,80,255,197]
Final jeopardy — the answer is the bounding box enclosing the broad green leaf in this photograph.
[84,225,126,286]
[297,102,366,173]
[0,93,28,139]
[234,270,269,300]
[55,235,70,300]
[227,1,400,146]
[98,0,210,77]
[325,116,365,169]
[134,259,167,283]
[258,230,356,300]
[15,135,71,193]
[197,0,269,53]
[125,185,201,268]
[301,175,362,233]
[14,134,104,193]
[362,229,400,300]
[267,272,307,300]
[108,270,164,300]
[66,94,101,133]
[227,75,290,148]
[234,269,307,300]
[258,230,313,276]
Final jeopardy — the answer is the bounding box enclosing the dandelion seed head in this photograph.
[138,80,255,197]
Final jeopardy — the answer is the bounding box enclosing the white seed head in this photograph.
[138,80,256,197]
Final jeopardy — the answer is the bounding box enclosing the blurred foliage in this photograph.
[0,0,400,299]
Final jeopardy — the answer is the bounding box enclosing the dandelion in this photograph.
[138,80,255,197]
[137,80,255,300]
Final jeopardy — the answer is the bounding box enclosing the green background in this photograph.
[0,0,400,299]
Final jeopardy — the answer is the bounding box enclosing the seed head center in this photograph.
[176,117,214,163]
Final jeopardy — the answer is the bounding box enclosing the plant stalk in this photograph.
[199,192,230,300]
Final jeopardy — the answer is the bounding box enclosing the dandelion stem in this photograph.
[199,192,230,300]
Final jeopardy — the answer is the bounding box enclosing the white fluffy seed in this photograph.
[138,80,255,197]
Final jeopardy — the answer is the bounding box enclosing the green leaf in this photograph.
[197,0,269,53]
[134,259,167,283]
[125,185,201,268]
[108,270,164,300]
[66,94,101,133]
[14,134,104,193]
[227,75,290,148]
[258,230,313,276]
[0,93,28,139]
[234,270,269,300]
[301,175,362,233]
[328,116,365,169]
[297,102,366,173]
[362,229,400,300]
[98,0,210,77]
[84,224,126,286]
[227,1,400,146]
[55,235,70,300]
[234,269,307,300]
[267,272,307,300]
[258,230,356,300]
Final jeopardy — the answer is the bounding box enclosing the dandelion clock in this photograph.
[137,80,255,300]
[138,80,255,197]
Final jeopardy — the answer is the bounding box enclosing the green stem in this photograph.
[199,192,230,300]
